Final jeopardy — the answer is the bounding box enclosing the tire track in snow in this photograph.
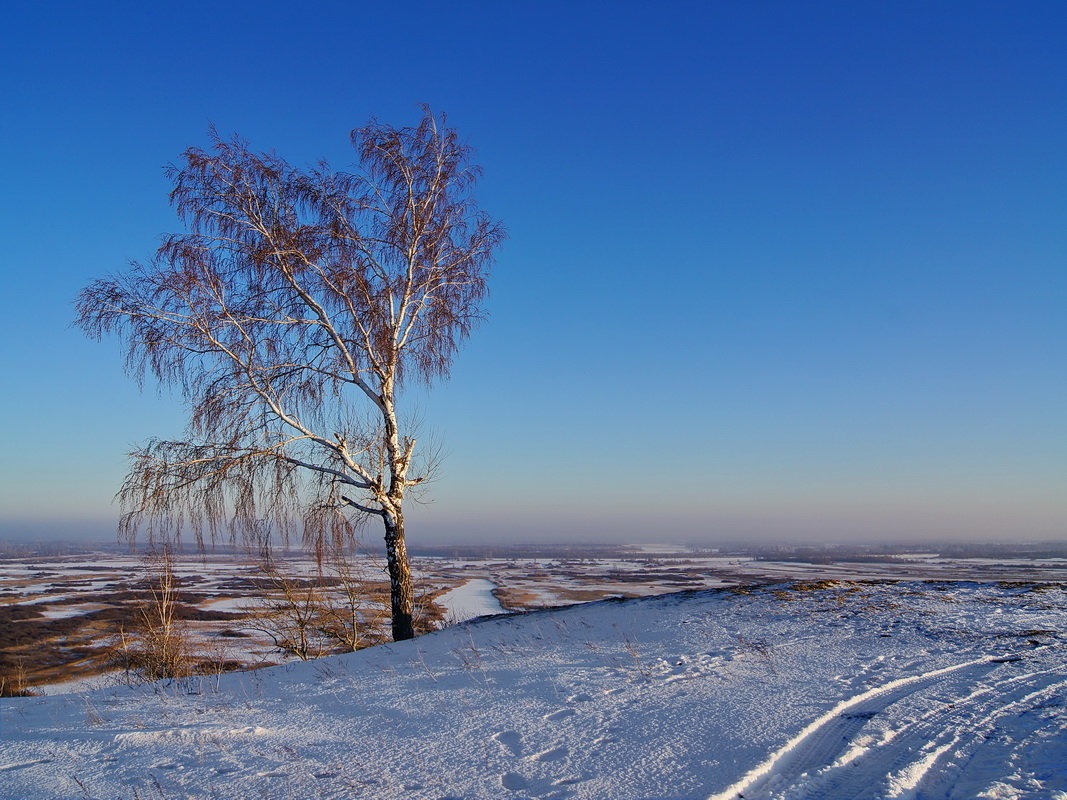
[790,665,1027,799]
[872,667,1063,796]
[939,676,1067,800]
[876,673,1067,800]
[706,655,997,800]
[791,661,1067,799]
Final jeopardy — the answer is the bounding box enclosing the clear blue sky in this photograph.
[1,1,1064,545]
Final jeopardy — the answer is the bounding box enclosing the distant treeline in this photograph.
[3,537,1064,562]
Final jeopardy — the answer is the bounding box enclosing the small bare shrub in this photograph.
[113,550,194,680]
[622,635,651,678]
[316,546,387,652]
[246,548,386,660]
[0,657,36,697]
[736,634,776,674]
[246,562,329,661]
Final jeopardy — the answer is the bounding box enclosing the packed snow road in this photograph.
[1,581,1064,799]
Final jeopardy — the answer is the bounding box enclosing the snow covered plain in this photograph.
[1,580,1064,799]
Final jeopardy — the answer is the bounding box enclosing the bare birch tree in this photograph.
[76,108,504,641]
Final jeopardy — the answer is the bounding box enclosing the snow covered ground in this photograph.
[1,580,1064,800]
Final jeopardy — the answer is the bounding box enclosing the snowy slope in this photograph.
[1,581,1064,800]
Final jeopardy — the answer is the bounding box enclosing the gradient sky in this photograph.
[1,1,1064,545]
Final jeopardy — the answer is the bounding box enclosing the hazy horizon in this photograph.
[1,517,1063,550]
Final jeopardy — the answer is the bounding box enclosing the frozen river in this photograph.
[435,578,507,622]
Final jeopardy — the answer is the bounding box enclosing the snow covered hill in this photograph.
[1,581,1064,800]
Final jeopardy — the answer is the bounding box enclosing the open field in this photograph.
[2,544,1065,695]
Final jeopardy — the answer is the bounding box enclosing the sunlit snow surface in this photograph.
[1,581,1064,800]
